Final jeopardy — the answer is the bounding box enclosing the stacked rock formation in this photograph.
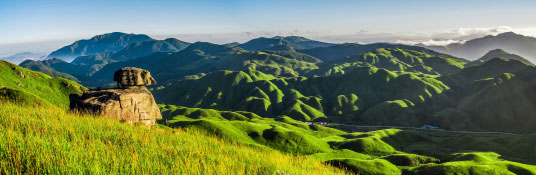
[69,67,162,126]
[113,67,156,88]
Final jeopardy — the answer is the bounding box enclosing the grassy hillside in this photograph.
[153,56,536,134]
[315,48,466,76]
[18,58,81,82]
[159,104,536,174]
[159,105,344,155]
[0,103,346,174]
[0,61,86,107]
[300,43,464,63]
[154,67,448,124]
[90,42,319,86]
[431,58,536,133]
[23,41,468,90]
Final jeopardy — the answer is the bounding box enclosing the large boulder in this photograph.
[114,67,156,88]
[70,87,162,125]
[70,67,161,126]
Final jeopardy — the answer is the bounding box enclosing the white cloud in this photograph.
[3,26,536,57]
[311,26,524,46]
[432,26,514,40]
[394,39,465,46]
[391,26,518,46]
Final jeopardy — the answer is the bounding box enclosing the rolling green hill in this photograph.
[5,31,536,174]
[0,59,346,174]
[314,48,467,76]
[153,67,449,124]
[300,43,464,63]
[158,104,536,174]
[0,103,346,174]
[431,58,536,133]
[90,42,319,86]
[0,61,86,107]
[153,56,536,134]
[19,58,82,82]
[264,50,323,63]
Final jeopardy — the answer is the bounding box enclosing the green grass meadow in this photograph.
[0,103,347,174]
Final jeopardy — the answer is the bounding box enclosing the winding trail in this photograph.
[308,122,523,136]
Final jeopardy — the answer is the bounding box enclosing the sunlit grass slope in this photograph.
[159,105,536,175]
[0,103,346,174]
[0,61,86,108]
[154,67,448,124]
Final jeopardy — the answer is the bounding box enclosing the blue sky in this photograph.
[1,0,536,56]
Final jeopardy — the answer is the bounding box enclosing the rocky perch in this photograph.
[69,67,162,126]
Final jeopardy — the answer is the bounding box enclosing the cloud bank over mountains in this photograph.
[156,26,529,47]
[2,26,535,58]
[315,26,520,46]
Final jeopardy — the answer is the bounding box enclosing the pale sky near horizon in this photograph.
[1,0,536,57]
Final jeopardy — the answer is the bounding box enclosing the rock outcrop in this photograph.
[114,67,156,88]
[70,67,161,126]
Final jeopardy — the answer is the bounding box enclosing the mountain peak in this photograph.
[470,48,535,66]
[428,31,536,62]
[487,48,508,54]
[47,32,154,61]
[240,36,333,51]
[272,36,312,42]
[496,32,520,37]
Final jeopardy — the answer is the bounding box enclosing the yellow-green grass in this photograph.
[0,61,86,108]
[0,103,347,174]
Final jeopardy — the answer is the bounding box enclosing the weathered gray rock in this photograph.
[70,67,161,126]
[113,67,156,88]
[69,86,162,125]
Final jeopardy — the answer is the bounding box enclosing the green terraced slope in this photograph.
[154,67,449,125]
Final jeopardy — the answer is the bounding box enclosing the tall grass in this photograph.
[0,61,86,108]
[0,103,347,174]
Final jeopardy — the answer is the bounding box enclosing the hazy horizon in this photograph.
[2,0,536,57]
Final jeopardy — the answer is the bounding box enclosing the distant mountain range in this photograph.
[0,52,47,64]
[466,49,533,67]
[22,33,192,82]
[238,36,334,51]
[427,32,536,62]
[21,33,472,87]
[47,32,154,61]
[110,38,190,61]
